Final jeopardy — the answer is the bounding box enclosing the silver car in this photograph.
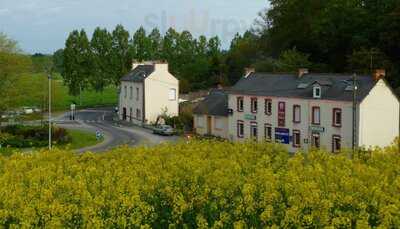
[153,125,175,136]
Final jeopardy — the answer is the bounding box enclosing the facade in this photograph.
[194,69,399,152]
[193,89,229,139]
[119,61,179,125]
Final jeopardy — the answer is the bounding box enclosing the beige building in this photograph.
[194,69,400,152]
[119,61,179,125]
[193,89,229,139]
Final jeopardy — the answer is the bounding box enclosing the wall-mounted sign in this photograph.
[245,114,257,120]
[275,128,290,144]
[310,126,325,133]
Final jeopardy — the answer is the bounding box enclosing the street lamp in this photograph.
[48,73,52,150]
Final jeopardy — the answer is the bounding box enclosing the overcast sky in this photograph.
[0,0,267,54]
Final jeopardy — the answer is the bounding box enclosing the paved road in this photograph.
[56,108,180,153]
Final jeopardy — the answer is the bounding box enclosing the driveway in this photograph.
[55,108,180,153]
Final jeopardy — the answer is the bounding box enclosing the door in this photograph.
[207,116,212,135]
[312,133,320,149]
[122,107,127,121]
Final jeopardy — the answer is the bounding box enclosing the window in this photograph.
[196,116,204,128]
[265,99,272,115]
[124,86,127,98]
[313,85,321,98]
[237,97,244,112]
[293,130,301,148]
[136,109,141,120]
[293,105,301,123]
[278,102,286,127]
[251,98,258,113]
[332,135,341,153]
[333,108,342,127]
[312,133,320,149]
[312,107,321,125]
[237,120,244,138]
[136,88,140,101]
[129,108,132,121]
[130,86,133,99]
[214,117,223,130]
[250,122,258,139]
[264,124,272,141]
[169,88,176,101]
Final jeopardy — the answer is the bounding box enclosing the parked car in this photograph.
[22,107,34,114]
[153,125,175,136]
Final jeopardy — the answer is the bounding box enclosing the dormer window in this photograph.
[313,85,321,99]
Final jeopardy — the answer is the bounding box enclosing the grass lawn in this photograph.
[63,129,102,150]
[6,73,118,111]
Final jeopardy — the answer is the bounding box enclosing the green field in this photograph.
[63,129,102,150]
[7,73,118,111]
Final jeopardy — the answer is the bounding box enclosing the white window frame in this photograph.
[313,85,321,98]
[293,105,301,123]
[237,121,244,138]
[169,88,177,101]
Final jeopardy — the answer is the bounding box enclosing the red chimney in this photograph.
[373,69,386,81]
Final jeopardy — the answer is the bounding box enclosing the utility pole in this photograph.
[352,73,358,154]
[48,72,52,150]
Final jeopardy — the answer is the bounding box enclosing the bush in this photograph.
[0,125,70,148]
[0,141,399,227]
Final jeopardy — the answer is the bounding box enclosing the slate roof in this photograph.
[193,89,228,116]
[228,73,378,102]
[120,65,155,82]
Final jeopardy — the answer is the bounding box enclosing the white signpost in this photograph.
[70,103,76,120]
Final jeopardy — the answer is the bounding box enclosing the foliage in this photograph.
[252,0,400,88]
[0,34,33,111]
[31,53,53,73]
[0,141,399,227]
[0,125,70,148]
[62,26,225,93]
[0,32,21,53]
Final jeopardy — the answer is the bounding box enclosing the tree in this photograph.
[0,34,31,110]
[276,48,312,72]
[63,29,91,97]
[0,32,21,53]
[148,28,162,60]
[53,49,64,75]
[131,27,151,61]
[111,25,131,85]
[90,27,113,93]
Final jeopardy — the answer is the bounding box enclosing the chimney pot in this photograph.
[373,69,386,81]
[298,68,309,78]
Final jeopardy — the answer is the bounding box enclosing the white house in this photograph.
[119,61,179,125]
[193,89,229,139]
[193,68,400,152]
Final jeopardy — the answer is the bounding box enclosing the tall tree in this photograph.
[63,29,91,96]
[131,27,151,61]
[148,28,162,60]
[90,27,113,92]
[111,25,131,85]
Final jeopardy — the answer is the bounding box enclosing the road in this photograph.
[56,108,180,153]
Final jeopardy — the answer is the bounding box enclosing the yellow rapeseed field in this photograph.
[0,140,399,228]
